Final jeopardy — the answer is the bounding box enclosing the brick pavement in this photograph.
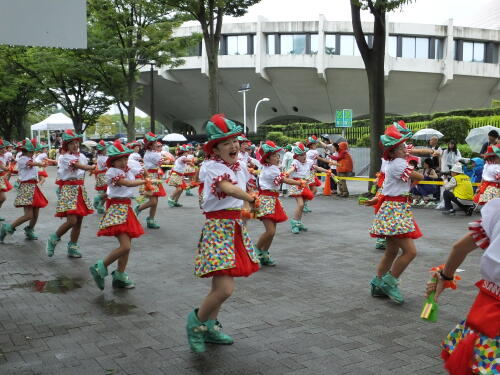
[0,174,481,374]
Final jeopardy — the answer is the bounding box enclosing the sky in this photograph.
[224,0,499,28]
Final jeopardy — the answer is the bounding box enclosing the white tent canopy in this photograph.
[31,113,75,149]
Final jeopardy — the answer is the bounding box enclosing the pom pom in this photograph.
[210,114,229,133]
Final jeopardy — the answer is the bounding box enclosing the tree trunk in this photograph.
[207,45,219,116]
[128,95,136,141]
[72,116,84,134]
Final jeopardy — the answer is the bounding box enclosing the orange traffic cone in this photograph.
[323,172,332,196]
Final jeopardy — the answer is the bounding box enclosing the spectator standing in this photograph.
[479,129,499,155]
[329,142,353,197]
[441,139,462,173]
[428,136,442,172]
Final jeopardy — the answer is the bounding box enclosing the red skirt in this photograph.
[97,199,144,239]
[290,186,314,201]
[55,186,94,217]
[16,182,48,208]
[310,176,322,187]
[153,183,167,197]
[202,214,259,278]
[0,176,12,192]
[259,190,288,223]
[38,170,48,178]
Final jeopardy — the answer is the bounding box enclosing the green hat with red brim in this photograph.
[380,124,412,160]
[258,140,282,161]
[144,132,161,145]
[20,138,39,152]
[482,144,500,158]
[106,139,133,167]
[306,135,319,146]
[126,141,140,149]
[96,140,107,151]
[0,139,11,149]
[62,129,82,144]
[203,114,242,155]
[177,144,189,155]
[292,143,309,156]
[393,120,413,136]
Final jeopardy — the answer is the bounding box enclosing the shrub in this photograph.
[266,131,289,146]
[429,116,470,144]
[457,144,476,158]
[355,133,371,147]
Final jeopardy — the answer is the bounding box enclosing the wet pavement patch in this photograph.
[94,295,137,315]
[10,276,83,293]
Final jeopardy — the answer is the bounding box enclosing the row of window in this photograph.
[187,33,498,63]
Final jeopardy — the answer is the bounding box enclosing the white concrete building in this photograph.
[136,17,500,134]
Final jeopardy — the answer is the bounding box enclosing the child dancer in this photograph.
[287,143,329,234]
[426,198,499,375]
[89,141,146,290]
[367,125,423,304]
[473,144,500,205]
[134,133,165,229]
[0,139,48,241]
[93,140,108,214]
[186,114,260,353]
[46,130,95,258]
[0,140,13,221]
[255,141,303,266]
[183,145,196,196]
[168,144,191,207]
[34,143,54,185]
[305,136,331,212]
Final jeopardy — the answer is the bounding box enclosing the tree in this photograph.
[164,0,260,115]
[88,0,190,140]
[12,47,113,133]
[0,47,51,140]
[350,0,411,177]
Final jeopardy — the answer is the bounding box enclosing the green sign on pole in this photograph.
[335,109,353,128]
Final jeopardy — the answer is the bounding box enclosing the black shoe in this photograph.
[465,206,474,216]
[442,209,456,216]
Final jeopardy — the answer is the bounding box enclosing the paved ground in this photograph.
[0,173,482,374]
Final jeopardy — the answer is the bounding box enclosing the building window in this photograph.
[187,42,202,57]
[462,41,485,62]
[456,40,493,62]
[267,34,318,55]
[325,34,337,55]
[388,36,397,57]
[280,34,307,55]
[267,34,277,55]
[226,35,248,55]
[434,38,443,59]
[339,34,366,56]
[401,36,429,59]
[310,34,318,54]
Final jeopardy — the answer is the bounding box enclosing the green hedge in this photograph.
[430,116,471,144]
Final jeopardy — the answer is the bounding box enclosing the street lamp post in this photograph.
[254,98,270,134]
[149,63,155,134]
[238,83,251,134]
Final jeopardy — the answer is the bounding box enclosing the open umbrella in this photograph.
[323,134,347,143]
[465,125,500,153]
[412,128,444,141]
[163,133,187,142]
[82,140,97,148]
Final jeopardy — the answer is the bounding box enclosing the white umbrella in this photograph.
[162,133,187,142]
[82,140,97,148]
[412,128,444,141]
[465,126,500,153]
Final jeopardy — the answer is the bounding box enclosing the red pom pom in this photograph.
[385,125,403,140]
[210,114,229,133]
[266,140,277,148]
[113,139,124,152]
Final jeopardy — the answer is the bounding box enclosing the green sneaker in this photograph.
[46,233,60,257]
[97,200,106,215]
[298,221,308,232]
[146,217,160,229]
[0,223,15,242]
[370,276,387,298]
[93,196,101,210]
[303,203,312,213]
[111,270,135,289]
[290,219,300,234]
[24,226,38,240]
[174,201,183,207]
[375,238,387,250]
[168,199,176,208]
[205,319,233,345]
[259,250,277,266]
[134,204,141,217]
[380,273,404,304]
[89,260,108,290]
[186,309,207,353]
[185,189,193,197]
[67,242,82,258]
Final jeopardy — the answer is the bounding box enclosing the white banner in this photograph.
[0,0,86,48]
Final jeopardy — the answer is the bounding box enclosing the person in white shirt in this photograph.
[255,141,303,266]
[440,140,462,173]
[367,125,423,305]
[134,134,166,229]
[0,139,48,242]
[46,130,95,259]
[0,140,14,221]
[89,140,147,291]
[281,144,294,194]
[304,135,333,212]
[187,114,260,354]
[474,144,500,205]
[168,144,193,207]
[34,143,55,185]
[286,143,330,234]
[93,140,109,214]
[183,145,197,196]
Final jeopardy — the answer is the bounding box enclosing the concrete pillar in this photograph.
[201,39,208,77]
[384,14,390,79]
[439,18,454,89]
[255,16,270,81]
[317,14,327,82]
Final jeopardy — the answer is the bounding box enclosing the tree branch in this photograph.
[350,0,370,64]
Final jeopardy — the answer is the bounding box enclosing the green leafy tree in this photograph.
[350,0,412,177]
[87,0,191,141]
[164,0,261,115]
[12,47,113,133]
[0,47,52,140]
